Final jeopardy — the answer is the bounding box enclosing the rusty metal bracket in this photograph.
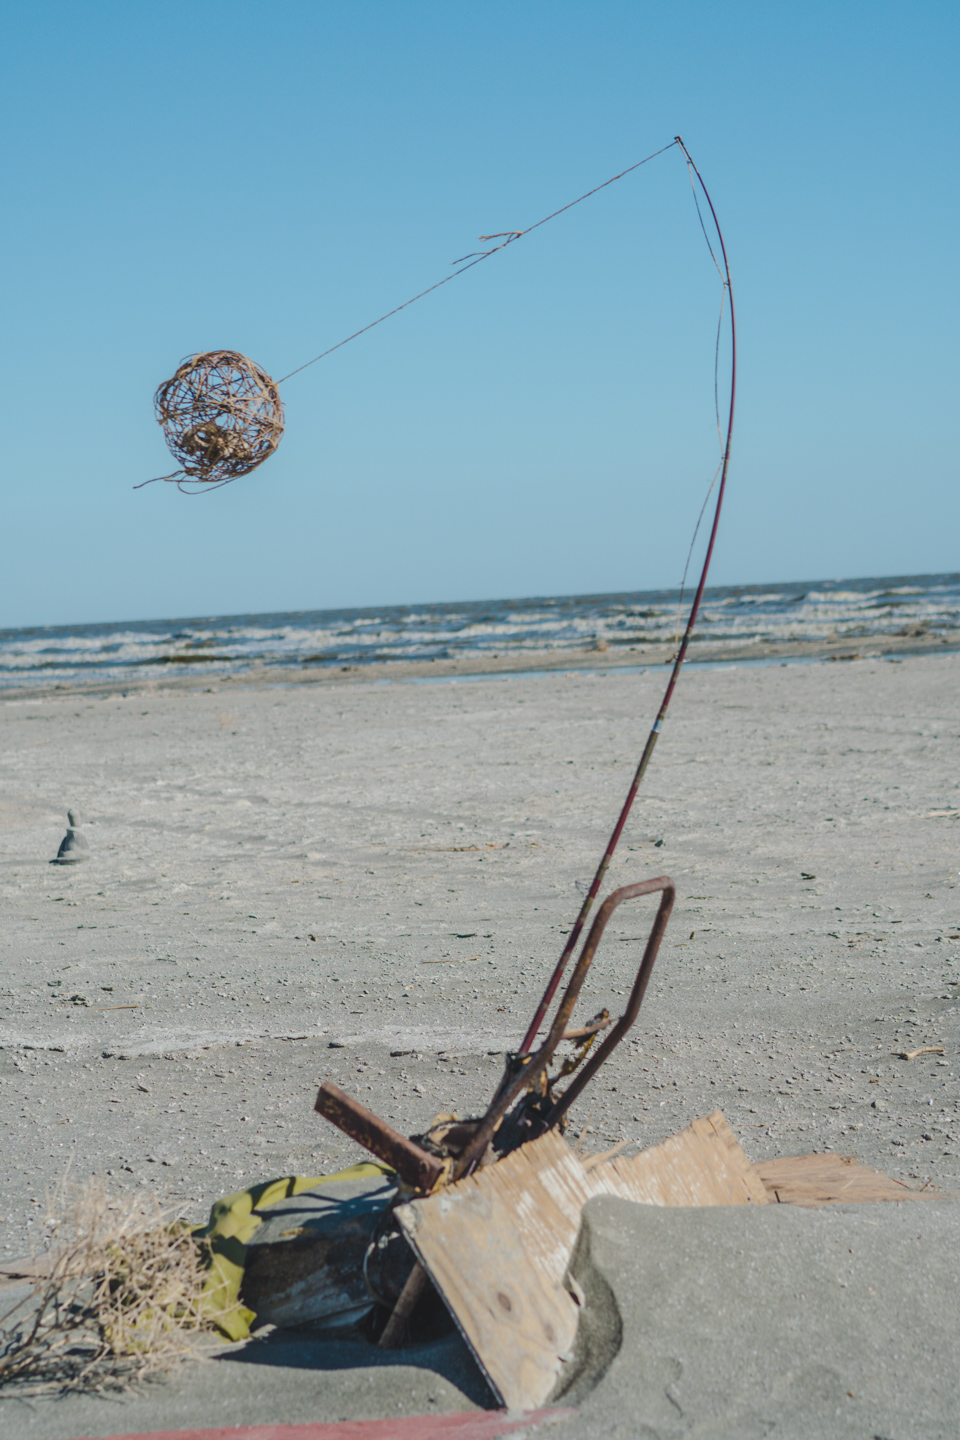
[314,877,672,1191]
[314,878,673,1191]
[543,881,673,1127]
[315,1081,446,1192]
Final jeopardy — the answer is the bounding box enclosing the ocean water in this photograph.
[2,573,958,692]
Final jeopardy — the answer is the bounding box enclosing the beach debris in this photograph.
[317,878,674,1190]
[0,1178,235,1396]
[52,808,88,865]
[754,1152,937,1207]
[422,954,482,964]
[377,1127,932,1404]
[139,138,733,502]
[316,1083,448,1193]
[393,1114,767,1409]
[4,1132,935,1397]
[303,819,941,1376]
[240,1170,398,1330]
[892,1045,944,1060]
[131,138,742,1373]
[314,877,677,1350]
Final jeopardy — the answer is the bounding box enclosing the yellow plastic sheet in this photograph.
[192,1162,394,1340]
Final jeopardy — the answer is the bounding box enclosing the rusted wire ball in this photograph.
[154,351,284,487]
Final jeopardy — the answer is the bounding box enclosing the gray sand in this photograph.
[558,1194,960,1439]
[1,651,958,1431]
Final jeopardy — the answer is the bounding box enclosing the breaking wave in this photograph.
[2,572,958,690]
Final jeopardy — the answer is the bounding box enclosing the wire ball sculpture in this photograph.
[138,139,724,500]
[148,351,284,491]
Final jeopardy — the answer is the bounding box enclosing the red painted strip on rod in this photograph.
[65,1405,574,1440]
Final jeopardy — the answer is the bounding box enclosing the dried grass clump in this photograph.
[153,350,284,488]
[0,1179,234,1396]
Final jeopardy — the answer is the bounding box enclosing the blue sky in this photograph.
[1,1,957,627]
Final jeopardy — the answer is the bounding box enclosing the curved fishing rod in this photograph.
[517,136,737,1056]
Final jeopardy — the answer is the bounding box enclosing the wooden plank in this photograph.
[754,1152,937,1207]
[398,1151,581,1411]
[396,1110,763,1411]
[591,1110,769,1209]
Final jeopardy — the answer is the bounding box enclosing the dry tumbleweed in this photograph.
[149,350,284,490]
[0,1179,235,1395]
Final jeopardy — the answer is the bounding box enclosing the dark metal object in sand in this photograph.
[315,879,672,1188]
[314,876,674,1346]
[456,877,675,1177]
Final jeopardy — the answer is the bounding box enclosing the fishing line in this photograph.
[276,138,679,386]
[142,137,682,492]
[671,153,731,651]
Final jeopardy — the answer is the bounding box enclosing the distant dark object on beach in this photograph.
[53,808,88,865]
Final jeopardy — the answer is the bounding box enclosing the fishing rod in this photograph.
[517,136,737,1055]
[145,132,737,1114]
[309,138,739,1289]
[144,133,737,1065]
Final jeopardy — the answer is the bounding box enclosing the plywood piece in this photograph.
[592,1110,770,1209]
[396,1110,763,1411]
[755,1152,937,1207]
[399,1161,580,1412]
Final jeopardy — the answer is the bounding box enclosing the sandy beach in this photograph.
[1,649,959,1431]
[3,643,958,1226]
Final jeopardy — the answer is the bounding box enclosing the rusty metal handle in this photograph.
[454,876,674,1178]
[543,877,674,1125]
[537,877,674,1066]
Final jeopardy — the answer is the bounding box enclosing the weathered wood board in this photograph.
[590,1110,770,1211]
[395,1110,765,1411]
[754,1152,936,1207]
